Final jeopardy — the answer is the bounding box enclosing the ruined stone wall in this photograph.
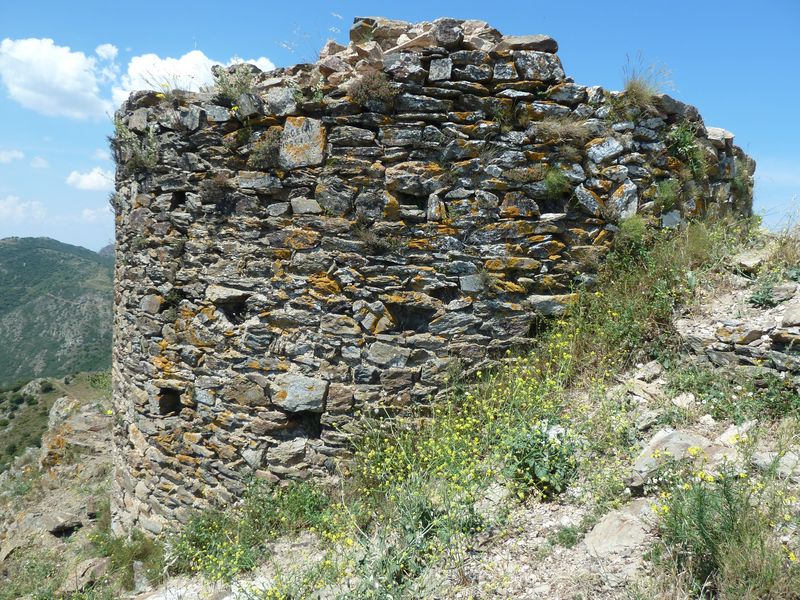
[110,16,754,533]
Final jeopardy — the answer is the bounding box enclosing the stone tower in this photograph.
[110,17,754,533]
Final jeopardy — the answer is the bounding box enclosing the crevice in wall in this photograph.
[157,388,182,416]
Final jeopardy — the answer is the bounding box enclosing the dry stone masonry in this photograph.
[111,16,754,533]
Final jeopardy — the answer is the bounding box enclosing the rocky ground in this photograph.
[0,374,115,598]
[443,246,800,599]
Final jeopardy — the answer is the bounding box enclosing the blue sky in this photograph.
[1,0,797,251]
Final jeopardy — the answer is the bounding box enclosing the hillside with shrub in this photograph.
[0,237,113,387]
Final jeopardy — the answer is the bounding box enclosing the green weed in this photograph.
[655,465,800,598]
[109,118,157,177]
[543,167,571,201]
[667,121,707,182]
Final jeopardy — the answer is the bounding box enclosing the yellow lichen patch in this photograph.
[486,258,535,274]
[408,238,432,250]
[666,156,683,172]
[494,279,527,294]
[569,227,591,242]
[505,164,547,183]
[183,432,202,445]
[483,178,509,191]
[308,272,341,296]
[592,230,611,246]
[153,355,176,374]
[383,193,401,220]
[158,339,169,352]
[281,117,326,164]
[538,274,561,290]
[177,454,199,466]
[157,480,175,493]
[483,221,538,238]
[246,116,281,128]
[200,306,216,320]
[525,151,548,161]
[436,224,459,236]
[284,229,320,250]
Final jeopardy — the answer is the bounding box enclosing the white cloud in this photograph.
[0,195,46,222]
[66,167,114,191]
[0,37,276,118]
[92,148,110,161]
[30,156,48,168]
[0,38,114,120]
[111,50,275,106]
[0,149,24,163]
[80,205,112,222]
[95,43,118,61]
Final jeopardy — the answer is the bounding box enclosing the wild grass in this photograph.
[731,157,752,200]
[667,121,707,182]
[653,463,800,599]
[168,480,334,583]
[348,72,398,107]
[543,167,571,201]
[653,179,681,213]
[109,117,158,177]
[667,365,799,424]
[531,115,592,145]
[90,501,166,590]
[211,64,258,106]
[767,213,800,276]
[0,546,64,600]
[620,54,671,116]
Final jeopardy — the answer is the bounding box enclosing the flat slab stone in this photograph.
[628,428,712,488]
[585,499,651,557]
[205,285,250,304]
[279,116,326,169]
[783,303,800,327]
[270,373,328,413]
[291,197,322,215]
[495,34,558,53]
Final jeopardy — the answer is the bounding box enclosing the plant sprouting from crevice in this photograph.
[109,117,158,177]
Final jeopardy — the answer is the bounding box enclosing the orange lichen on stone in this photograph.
[593,230,612,245]
[408,238,432,250]
[486,257,542,271]
[383,193,401,220]
[153,356,176,374]
[284,229,320,250]
[177,454,199,466]
[308,273,341,296]
[494,279,526,293]
[183,432,202,445]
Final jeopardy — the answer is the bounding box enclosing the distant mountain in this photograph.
[98,243,115,259]
[0,238,113,387]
